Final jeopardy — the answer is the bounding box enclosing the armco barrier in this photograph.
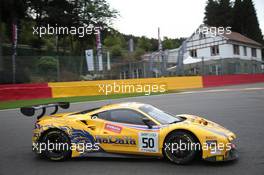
[48,76,203,98]
[202,74,264,88]
[0,83,52,101]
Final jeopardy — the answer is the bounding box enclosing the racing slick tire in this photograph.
[39,129,72,161]
[163,131,199,165]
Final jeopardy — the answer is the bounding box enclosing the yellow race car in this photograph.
[21,102,238,164]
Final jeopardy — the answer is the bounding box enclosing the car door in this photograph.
[94,108,159,155]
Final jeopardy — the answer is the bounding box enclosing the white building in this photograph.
[182,24,263,75]
[133,24,263,78]
[185,26,262,61]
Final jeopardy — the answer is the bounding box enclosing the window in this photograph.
[211,45,219,56]
[96,111,110,120]
[233,45,240,55]
[189,49,197,57]
[139,105,181,125]
[243,46,247,56]
[251,48,257,57]
[96,109,150,125]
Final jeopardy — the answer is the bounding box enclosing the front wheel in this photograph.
[40,129,72,161]
[163,131,199,164]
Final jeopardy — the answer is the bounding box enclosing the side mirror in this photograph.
[91,115,98,119]
[142,117,153,129]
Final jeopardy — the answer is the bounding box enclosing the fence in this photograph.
[0,44,263,84]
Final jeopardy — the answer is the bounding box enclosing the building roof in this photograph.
[222,32,262,47]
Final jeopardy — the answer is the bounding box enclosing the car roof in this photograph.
[100,102,146,110]
[75,102,147,116]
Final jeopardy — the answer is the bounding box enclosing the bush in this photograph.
[37,56,57,72]
[37,56,57,81]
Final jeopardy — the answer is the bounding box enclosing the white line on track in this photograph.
[179,87,264,95]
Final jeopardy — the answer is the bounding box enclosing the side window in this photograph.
[251,48,257,57]
[95,109,156,126]
[110,109,145,125]
[96,111,111,120]
[189,49,197,57]
[233,45,240,55]
[211,45,219,56]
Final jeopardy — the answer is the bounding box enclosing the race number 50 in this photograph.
[139,132,158,152]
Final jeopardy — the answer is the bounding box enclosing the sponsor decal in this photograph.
[104,123,122,133]
[95,136,136,145]
[205,136,217,140]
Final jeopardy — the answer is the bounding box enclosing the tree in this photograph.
[0,0,27,24]
[162,37,183,50]
[204,0,219,26]
[104,34,126,48]
[75,0,118,27]
[204,0,232,27]
[149,38,158,51]
[204,0,263,43]
[217,0,233,27]
[0,19,3,72]
[239,0,263,43]
[162,37,174,50]
[26,0,118,49]
[231,0,263,43]
[0,0,28,71]
[232,0,243,33]
[137,36,152,52]
[104,34,126,59]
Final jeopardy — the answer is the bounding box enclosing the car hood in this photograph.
[176,114,236,140]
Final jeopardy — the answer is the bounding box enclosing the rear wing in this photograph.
[20,102,70,119]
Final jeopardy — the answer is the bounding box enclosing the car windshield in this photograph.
[139,105,181,125]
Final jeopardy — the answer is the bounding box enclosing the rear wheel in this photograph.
[163,131,199,164]
[40,129,71,161]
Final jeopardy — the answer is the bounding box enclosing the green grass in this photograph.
[0,92,173,110]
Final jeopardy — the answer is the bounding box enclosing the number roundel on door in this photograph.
[138,132,158,153]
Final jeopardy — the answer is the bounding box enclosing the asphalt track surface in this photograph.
[0,83,264,175]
